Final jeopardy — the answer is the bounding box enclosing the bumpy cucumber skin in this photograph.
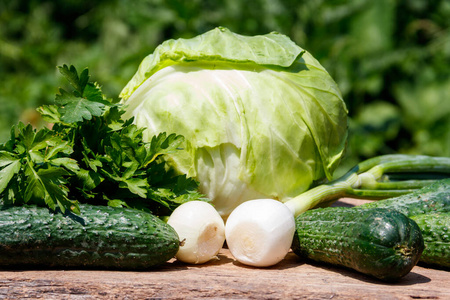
[292,207,424,281]
[358,178,450,216]
[357,179,449,268]
[0,204,180,269]
[410,212,450,268]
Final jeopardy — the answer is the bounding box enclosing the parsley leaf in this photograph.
[0,152,21,194]
[0,123,77,213]
[24,165,74,213]
[55,65,111,123]
[58,64,89,95]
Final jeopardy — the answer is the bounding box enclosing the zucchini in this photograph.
[291,207,424,281]
[0,204,179,269]
[357,178,450,215]
[410,212,450,268]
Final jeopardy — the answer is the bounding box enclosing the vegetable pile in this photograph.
[221,156,449,279]
[0,28,449,280]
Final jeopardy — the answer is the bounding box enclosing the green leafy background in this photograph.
[1,0,449,177]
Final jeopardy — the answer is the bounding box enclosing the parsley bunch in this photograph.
[0,65,204,215]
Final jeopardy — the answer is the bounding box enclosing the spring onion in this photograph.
[225,199,295,267]
[285,154,450,216]
[225,154,450,267]
[167,201,225,264]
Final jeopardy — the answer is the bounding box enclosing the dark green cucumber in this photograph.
[410,212,450,268]
[0,204,179,269]
[356,178,449,268]
[358,178,450,215]
[292,207,424,281]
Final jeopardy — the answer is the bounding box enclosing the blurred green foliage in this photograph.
[1,0,449,176]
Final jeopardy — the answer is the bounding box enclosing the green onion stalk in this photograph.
[284,154,450,217]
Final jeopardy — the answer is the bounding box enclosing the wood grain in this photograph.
[0,198,448,299]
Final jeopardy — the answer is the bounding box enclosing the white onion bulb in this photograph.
[167,201,226,264]
[225,199,295,267]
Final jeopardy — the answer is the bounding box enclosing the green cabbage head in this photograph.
[120,27,348,217]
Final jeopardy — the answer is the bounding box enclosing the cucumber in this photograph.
[356,179,449,268]
[357,178,450,215]
[0,204,179,269]
[410,212,450,268]
[291,207,424,281]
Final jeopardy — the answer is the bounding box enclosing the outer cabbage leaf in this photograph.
[120,27,348,217]
[120,27,303,98]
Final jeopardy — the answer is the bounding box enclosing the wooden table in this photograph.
[0,199,448,299]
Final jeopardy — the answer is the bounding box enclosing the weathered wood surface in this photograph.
[0,198,448,299]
